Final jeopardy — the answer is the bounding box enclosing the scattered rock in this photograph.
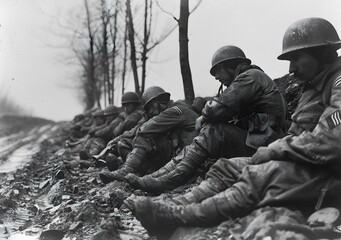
[39,229,65,240]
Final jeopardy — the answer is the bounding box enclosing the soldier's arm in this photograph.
[137,105,187,138]
[113,111,143,137]
[203,73,262,122]
[256,74,341,167]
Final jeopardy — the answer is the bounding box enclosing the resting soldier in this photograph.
[80,92,143,162]
[99,86,199,184]
[78,105,123,161]
[126,45,287,194]
[125,18,341,238]
[66,109,106,153]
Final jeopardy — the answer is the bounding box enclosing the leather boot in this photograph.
[125,157,179,190]
[127,192,240,237]
[99,148,146,184]
[124,197,188,238]
[171,178,224,205]
[127,143,209,194]
[105,153,123,171]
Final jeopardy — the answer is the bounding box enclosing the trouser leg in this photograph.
[128,123,255,194]
[172,157,251,205]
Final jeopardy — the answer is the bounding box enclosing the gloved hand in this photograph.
[195,116,206,131]
[251,147,276,165]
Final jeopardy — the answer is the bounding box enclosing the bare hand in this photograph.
[251,147,275,165]
[195,116,206,131]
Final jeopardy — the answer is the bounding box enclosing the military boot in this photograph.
[105,153,123,171]
[124,197,188,238]
[99,148,146,184]
[127,143,209,194]
[79,149,91,160]
[127,192,239,237]
[125,157,179,190]
[171,178,225,205]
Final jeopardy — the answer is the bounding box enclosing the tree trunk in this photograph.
[122,9,128,96]
[141,0,152,94]
[84,0,101,109]
[179,0,194,104]
[110,0,119,104]
[126,0,140,96]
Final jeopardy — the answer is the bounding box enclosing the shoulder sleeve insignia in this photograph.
[334,76,341,87]
[172,106,183,115]
[326,109,341,129]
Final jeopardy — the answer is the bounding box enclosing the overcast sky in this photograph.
[1,0,341,121]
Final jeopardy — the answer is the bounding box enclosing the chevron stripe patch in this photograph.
[335,76,341,87]
[172,106,183,115]
[326,110,341,129]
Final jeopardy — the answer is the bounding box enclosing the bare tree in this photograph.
[126,0,141,95]
[84,0,101,109]
[156,0,202,104]
[100,0,111,105]
[179,0,194,104]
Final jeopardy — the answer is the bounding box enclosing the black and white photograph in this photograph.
[1,0,341,239]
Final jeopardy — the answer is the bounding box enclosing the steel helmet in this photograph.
[92,109,104,117]
[278,18,341,60]
[210,45,251,76]
[141,86,170,109]
[103,105,121,116]
[121,92,141,105]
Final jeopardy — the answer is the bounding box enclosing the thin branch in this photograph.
[156,0,178,22]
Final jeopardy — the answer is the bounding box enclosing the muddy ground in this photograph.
[0,115,202,240]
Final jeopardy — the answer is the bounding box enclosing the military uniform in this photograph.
[146,57,341,228]
[127,64,286,193]
[113,105,144,137]
[125,41,341,237]
[99,99,199,183]
[81,106,144,160]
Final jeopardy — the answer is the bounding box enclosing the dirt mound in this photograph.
[0,115,55,137]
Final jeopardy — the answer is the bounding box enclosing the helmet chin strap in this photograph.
[217,83,223,97]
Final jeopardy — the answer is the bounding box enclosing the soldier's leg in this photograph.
[171,157,251,205]
[126,123,255,194]
[117,137,133,161]
[100,136,172,184]
[100,147,148,183]
[79,138,94,159]
[127,161,339,237]
[126,145,189,189]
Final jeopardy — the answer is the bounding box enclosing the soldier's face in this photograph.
[123,103,136,115]
[288,51,319,84]
[94,116,105,125]
[145,101,161,119]
[106,114,116,122]
[214,66,234,86]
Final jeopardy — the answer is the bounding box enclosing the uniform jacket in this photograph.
[135,100,199,152]
[266,57,341,171]
[240,57,341,214]
[94,113,125,141]
[113,106,144,137]
[202,64,286,148]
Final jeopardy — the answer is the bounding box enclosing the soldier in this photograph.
[126,45,287,194]
[99,86,199,184]
[66,109,106,153]
[112,92,144,137]
[80,92,144,161]
[78,105,123,161]
[125,18,341,237]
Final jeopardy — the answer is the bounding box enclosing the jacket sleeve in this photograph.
[137,105,187,138]
[113,111,143,137]
[203,72,263,121]
[266,74,341,169]
[94,118,123,140]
